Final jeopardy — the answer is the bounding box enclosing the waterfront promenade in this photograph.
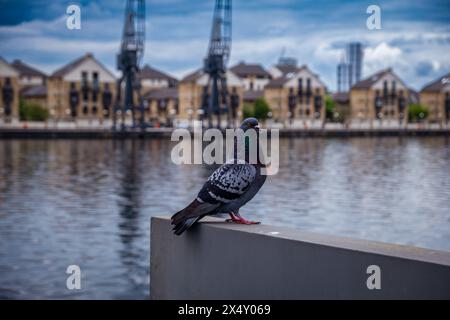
[1,121,449,139]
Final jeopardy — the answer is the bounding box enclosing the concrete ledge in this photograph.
[150,216,450,299]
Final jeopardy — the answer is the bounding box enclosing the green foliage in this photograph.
[19,98,26,120]
[242,98,272,121]
[252,98,271,121]
[242,103,254,119]
[408,104,429,122]
[325,95,335,120]
[19,99,49,122]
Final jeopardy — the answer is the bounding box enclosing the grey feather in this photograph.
[171,118,266,235]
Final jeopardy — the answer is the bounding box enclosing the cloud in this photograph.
[0,0,449,91]
[364,42,403,73]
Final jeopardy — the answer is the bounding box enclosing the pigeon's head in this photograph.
[240,117,259,132]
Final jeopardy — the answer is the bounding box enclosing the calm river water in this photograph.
[0,137,449,299]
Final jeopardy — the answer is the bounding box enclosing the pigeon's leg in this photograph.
[226,211,260,225]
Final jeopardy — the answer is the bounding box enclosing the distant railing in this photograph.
[150,216,450,299]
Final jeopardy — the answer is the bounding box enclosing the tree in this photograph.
[253,98,271,121]
[242,103,254,119]
[408,104,429,122]
[19,98,27,120]
[325,95,335,121]
[19,99,49,122]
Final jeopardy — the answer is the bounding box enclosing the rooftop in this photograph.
[274,64,302,76]
[138,65,178,84]
[180,68,203,83]
[21,85,47,97]
[50,53,115,79]
[11,60,47,78]
[421,72,450,92]
[265,77,290,88]
[351,68,393,89]
[243,90,264,101]
[230,62,271,78]
[332,92,350,103]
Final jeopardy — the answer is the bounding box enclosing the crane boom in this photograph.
[208,0,231,61]
[114,0,146,131]
[203,0,233,128]
[121,0,145,64]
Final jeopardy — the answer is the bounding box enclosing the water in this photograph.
[0,137,449,299]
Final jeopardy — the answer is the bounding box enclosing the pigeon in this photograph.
[171,118,267,235]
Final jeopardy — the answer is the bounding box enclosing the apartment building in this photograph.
[420,72,450,124]
[11,59,48,108]
[47,53,116,121]
[264,64,327,124]
[0,57,20,123]
[350,68,410,126]
[177,68,244,122]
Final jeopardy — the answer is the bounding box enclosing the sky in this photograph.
[0,0,449,91]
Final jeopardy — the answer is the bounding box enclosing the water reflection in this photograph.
[115,140,148,298]
[0,137,449,299]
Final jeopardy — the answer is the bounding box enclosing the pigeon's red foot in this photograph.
[226,212,260,225]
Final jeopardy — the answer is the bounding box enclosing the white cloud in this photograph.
[364,42,403,75]
[1,3,449,91]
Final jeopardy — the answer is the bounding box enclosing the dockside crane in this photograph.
[114,0,146,131]
[202,0,232,128]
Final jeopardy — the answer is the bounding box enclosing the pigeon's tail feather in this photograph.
[172,216,201,236]
[171,199,218,225]
[171,199,219,236]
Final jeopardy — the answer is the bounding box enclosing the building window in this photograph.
[375,90,383,118]
[82,71,88,86]
[102,83,112,117]
[445,93,450,120]
[69,82,79,116]
[82,71,89,102]
[2,77,14,116]
[391,80,397,104]
[383,80,388,104]
[93,72,99,89]
[92,72,99,102]
[305,108,310,116]
[314,89,322,116]
[298,78,303,101]
[306,78,311,104]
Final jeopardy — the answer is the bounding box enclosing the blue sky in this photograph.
[0,0,449,91]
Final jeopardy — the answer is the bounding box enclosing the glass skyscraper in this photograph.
[346,42,363,86]
[336,42,363,92]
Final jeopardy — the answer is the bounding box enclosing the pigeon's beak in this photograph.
[254,125,260,132]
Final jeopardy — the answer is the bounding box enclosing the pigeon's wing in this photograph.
[198,163,257,205]
[171,163,256,235]
[172,163,256,223]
